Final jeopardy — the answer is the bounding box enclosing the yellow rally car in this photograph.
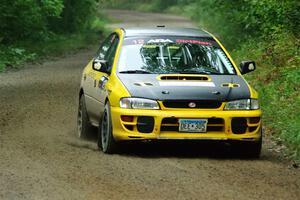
[77,27,262,156]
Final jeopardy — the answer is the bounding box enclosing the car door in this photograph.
[87,33,120,126]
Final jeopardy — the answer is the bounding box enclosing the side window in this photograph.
[95,33,120,73]
[106,36,119,67]
[96,34,114,60]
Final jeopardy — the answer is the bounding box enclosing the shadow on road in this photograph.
[116,141,262,160]
[69,130,269,160]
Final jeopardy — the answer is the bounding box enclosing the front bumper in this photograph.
[110,107,262,141]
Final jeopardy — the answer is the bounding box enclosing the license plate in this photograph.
[179,119,208,133]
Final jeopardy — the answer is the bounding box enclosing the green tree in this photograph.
[0,0,63,43]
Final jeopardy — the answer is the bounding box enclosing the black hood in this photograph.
[117,74,250,101]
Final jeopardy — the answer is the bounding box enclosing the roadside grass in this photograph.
[254,67,300,159]
[232,37,300,159]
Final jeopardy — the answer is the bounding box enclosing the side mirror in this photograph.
[92,59,110,74]
[239,61,256,74]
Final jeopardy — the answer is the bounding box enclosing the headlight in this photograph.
[120,98,160,110]
[224,99,259,110]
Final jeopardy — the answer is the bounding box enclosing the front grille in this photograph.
[163,100,222,109]
[160,117,225,132]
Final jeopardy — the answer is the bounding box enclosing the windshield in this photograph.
[118,36,236,75]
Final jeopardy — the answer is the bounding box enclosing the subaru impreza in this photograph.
[77,27,262,156]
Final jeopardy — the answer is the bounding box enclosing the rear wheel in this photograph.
[98,102,118,154]
[77,95,92,139]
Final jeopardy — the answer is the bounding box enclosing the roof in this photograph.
[121,27,212,38]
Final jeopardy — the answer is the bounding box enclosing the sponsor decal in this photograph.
[132,39,145,45]
[147,39,174,43]
[143,45,180,49]
[176,39,212,46]
[124,37,218,47]
[98,76,108,89]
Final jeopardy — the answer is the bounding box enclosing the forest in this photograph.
[0,0,299,158]
[0,0,106,71]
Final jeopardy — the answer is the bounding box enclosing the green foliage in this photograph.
[51,0,98,32]
[259,67,300,157]
[0,46,36,72]
[0,0,64,43]
[0,0,101,42]
[103,0,177,11]
[0,31,100,72]
[0,0,106,71]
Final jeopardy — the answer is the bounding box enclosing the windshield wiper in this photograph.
[119,70,152,74]
[179,71,222,75]
[180,71,209,74]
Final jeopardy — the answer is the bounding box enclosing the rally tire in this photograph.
[98,102,118,154]
[245,137,262,158]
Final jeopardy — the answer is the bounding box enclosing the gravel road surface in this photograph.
[0,9,299,200]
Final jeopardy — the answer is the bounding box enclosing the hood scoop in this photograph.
[221,83,240,88]
[159,75,210,81]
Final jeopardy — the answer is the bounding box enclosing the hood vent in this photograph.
[221,83,240,88]
[159,75,209,81]
[134,82,154,86]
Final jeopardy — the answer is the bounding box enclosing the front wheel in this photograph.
[98,102,118,154]
[247,138,262,158]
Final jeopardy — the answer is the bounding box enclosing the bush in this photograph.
[51,0,98,33]
[0,0,101,43]
[0,0,106,71]
[0,46,36,71]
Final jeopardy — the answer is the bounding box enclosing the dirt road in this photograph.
[0,10,299,200]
